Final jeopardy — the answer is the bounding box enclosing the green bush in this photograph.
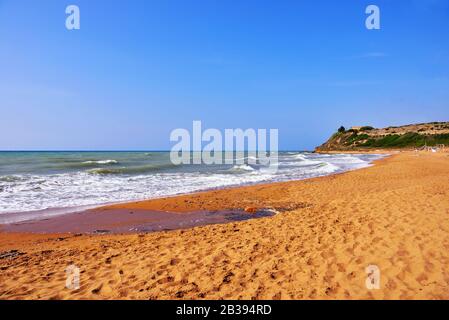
[338,126,346,133]
[360,133,449,148]
[344,133,370,146]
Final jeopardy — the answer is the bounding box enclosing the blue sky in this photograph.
[0,0,448,150]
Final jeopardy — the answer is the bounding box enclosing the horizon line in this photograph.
[0,149,312,153]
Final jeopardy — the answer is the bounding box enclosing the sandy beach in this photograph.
[1,151,449,300]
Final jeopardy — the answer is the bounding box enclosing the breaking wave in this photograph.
[82,160,118,165]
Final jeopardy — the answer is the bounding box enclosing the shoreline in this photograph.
[99,152,391,213]
[0,151,387,228]
[1,150,449,299]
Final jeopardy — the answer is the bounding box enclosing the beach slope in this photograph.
[1,152,449,299]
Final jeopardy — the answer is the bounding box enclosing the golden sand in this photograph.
[1,151,449,300]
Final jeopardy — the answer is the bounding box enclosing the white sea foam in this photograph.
[82,160,118,165]
[310,162,340,174]
[229,164,256,172]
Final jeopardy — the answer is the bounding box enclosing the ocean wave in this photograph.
[234,156,258,162]
[228,164,256,173]
[87,163,177,175]
[300,159,323,166]
[218,164,257,175]
[293,154,307,160]
[87,168,123,175]
[288,154,322,166]
[310,162,340,174]
[82,160,118,165]
[336,155,367,164]
[42,160,120,170]
[0,175,26,183]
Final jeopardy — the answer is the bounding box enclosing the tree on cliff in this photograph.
[338,126,346,133]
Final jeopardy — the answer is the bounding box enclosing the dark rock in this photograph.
[0,250,25,260]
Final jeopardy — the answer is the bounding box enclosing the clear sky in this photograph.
[0,0,448,150]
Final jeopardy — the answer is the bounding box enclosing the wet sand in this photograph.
[1,208,276,234]
[1,151,449,299]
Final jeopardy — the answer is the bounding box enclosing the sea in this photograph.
[0,151,385,223]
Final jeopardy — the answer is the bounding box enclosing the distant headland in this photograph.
[316,122,449,152]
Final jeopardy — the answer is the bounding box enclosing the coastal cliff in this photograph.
[316,122,449,152]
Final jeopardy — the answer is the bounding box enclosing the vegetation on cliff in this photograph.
[316,122,449,151]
